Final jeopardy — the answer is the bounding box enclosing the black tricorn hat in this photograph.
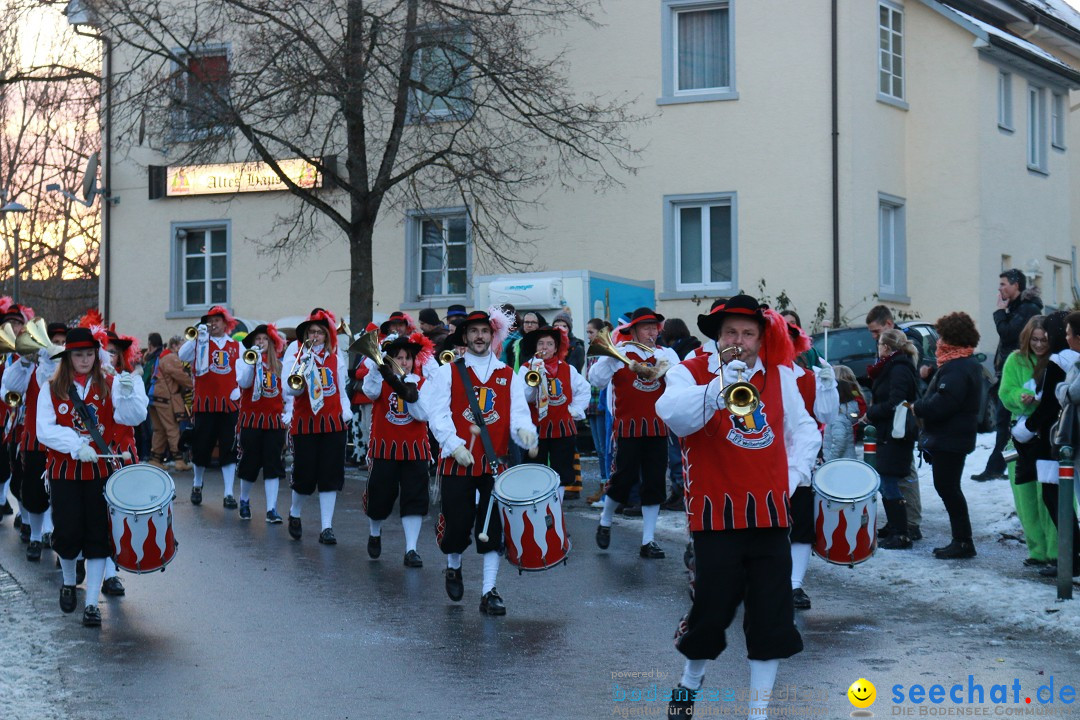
[697,293,765,341]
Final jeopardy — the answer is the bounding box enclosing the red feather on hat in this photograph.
[120,334,141,371]
[761,309,798,369]
[207,305,238,333]
[89,324,110,349]
[487,305,513,351]
[409,332,435,370]
[308,309,337,352]
[0,296,12,315]
[553,326,570,362]
[79,308,103,329]
[18,304,33,321]
[266,324,286,356]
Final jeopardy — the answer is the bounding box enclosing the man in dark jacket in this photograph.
[973,269,1043,481]
[418,308,450,348]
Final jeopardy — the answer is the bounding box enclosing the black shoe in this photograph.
[238,500,251,520]
[288,516,302,540]
[404,550,423,568]
[615,504,626,514]
[933,540,976,559]
[82,605,102,627]
[479,588,506,616]
[640,541,666,559]
[622,505,642,517]
[1024,557,1051,567]
[970,471,1006,482]
[190,486,203,505]
[563,490,580,500]
[367,535,382,559]
[878,524,893,539]
[668,685,697,718]
[42,532,52,547]
[908,525,923,541]
[75,559,85,585]
[223,495,238,510]
[20,523,30,544]
[878,533,913,550]
[445,567,464,602]
[1040,560,1080,577]
[101,577,126,596]
[596,524,611,549]
[792,587,812,609]
[26,541,42,562]
[660,494,685,512]
[13,512,21,530]
[266,509,283,524]
[59,585,77,614]
[318,528,337,545]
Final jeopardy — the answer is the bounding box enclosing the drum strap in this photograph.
[453,359,502,472]
[67,383,115,458]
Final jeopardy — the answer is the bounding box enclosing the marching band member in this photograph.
[362,332,433,567]
[0,300,34,536]
[381,311,439,378]
[234,324,288,523]
[177,306,242,508]
[587,307,680,559]
[517,326,589,501]
[37,327,147,627]
[655,295,820,719]
[422,307,537,615]
[283,309,352,544]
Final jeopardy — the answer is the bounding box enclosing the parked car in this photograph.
[811,321,939,385]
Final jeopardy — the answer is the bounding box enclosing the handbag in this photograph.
[891,403,918,442]
[1050,402,1079,450]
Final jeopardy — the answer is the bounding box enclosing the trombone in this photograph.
[286,339,315,391]
[716,345,760,417]
[350,330,405,378]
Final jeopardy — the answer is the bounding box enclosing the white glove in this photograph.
[229,387,241,402]
[451,444,474,467]
[517,428,537,448]
[722,359,748,387]
[117,371,135,398]
[813,359,836,391]
[570,408,586,421]
[74,443,98,463]
[1011,418,1036,444]
[197,324,209,341]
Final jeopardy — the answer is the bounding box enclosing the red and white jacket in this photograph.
[178,334,240,413]
[363,366,430,461]
[1,350,51,452]
[587,344,680,438]
[517,360,590,439]
[235,357,286,430]
[36,375,147,481]
[656,353,820,531]
[283,344,352,435]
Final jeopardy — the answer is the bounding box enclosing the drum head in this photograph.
[104,465,176,512]
[813,459,879,501]
[493,463,560,505]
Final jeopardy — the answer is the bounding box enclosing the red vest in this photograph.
[680,355,791,532]
[238,363,285,430]
[439,365,513,477]
[532,362,577,439]
[20,373,43,452]
[290,350,346,435]
[610,347,667,438]
[369,377,429,461]
[45,379,118,481]
[796,367,817,423]
[193,338,240,413]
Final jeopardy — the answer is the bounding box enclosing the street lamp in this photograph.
[1,199,30,303]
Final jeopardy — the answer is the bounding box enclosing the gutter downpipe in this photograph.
[831,0,840,327]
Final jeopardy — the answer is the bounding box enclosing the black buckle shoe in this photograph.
[102,577,126,596]
[82,604,102,627]
[318,528,337,545]
[970,471,1006,482]
[596,525,611,549]
[932,540,976,559]
[404,550,423,568]
[907,525,923,541]
[223,495,238,509]
[668,685,697,718]
[288,516,302,540]
[59,585,77,614]
[640,541,666,559]
[190,486,203,506]
[75,559,85,586]
[444,567,464,602]
[480,588,506,616]
[367,535,382,559]
[792,588,812,609]
[26,541,42,562]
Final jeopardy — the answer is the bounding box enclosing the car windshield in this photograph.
[811,328,876,363]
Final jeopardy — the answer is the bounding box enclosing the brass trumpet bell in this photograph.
[717,345,760,418]
[184,326,199,341]
[286,339,315,390]
[243,347,261,365]
[438,349,457,365]
[15,317,50,356]
[336,318,351,338]
[4,391,21,408]
[585,328,633,367]
[525,369,543,387]
[0,322,17,353]
[350,330,404,377]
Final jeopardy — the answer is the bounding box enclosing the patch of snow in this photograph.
[950,7,1077,70]
[0,563,66,719]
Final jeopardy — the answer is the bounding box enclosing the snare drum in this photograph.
[811,459,880,567]
[492,463,571,572]
[104,464,178,574]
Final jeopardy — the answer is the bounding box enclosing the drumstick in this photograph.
[478,494,496,543]
[97,452,132,460]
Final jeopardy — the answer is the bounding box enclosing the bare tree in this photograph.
[84,0,642,323]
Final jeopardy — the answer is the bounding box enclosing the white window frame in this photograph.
[169,44,232,142]
[658,0,737,105]
[998,70,1013,132]
[168,220,231,316]
[403,207,471,304]
[878,1,907,109]
[1051,91,1066,150]
[1028,83,1048,173]
[407,27,473,123]
[661,192,737,298]
[878,194,908,302]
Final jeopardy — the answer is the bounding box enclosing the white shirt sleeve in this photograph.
[517,365,539,404]
[177,338,196,363]
[655,361,725,438]
[236,359,255,389]
[587,355,619,389]
[36,382,83,457]
[813,382,840,425]
[362,358,384,401]
[112,373,149,426]
[421,362,464,456]
[509,370,538,447]
[569,365,591,418]
[282,392,293,427]
[1,356,34,395]
[337,351,353,422]
[780,365,822,492]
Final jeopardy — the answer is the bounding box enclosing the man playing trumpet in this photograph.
[587,307,680,559]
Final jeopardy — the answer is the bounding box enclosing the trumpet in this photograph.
[586,328,633,366]
[524,355,545,387]
[243,346,262,365]
[4,391,20,408]
[184,326,199,341]
[15,317,50,357]
[438,349,457,365]
[286,339,315,391]
[717,346,760,417]
[349,330,404,378]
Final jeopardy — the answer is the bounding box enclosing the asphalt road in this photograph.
[2,463,1079,720]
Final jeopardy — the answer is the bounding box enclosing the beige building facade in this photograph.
[96,0,1080,357]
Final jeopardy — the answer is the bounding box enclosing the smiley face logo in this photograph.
[848,678,876,710]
